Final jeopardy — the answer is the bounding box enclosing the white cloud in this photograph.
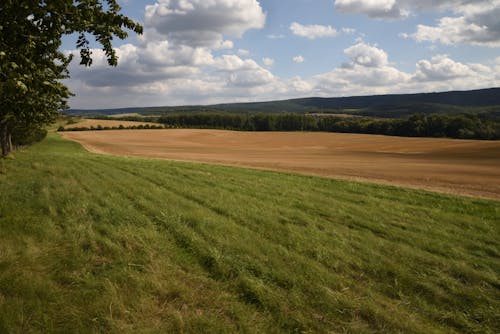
[343,42,389,67]
[139,41,214,67]
[496,57,500,76]
[288,76,313,94]
[144,0,266,47]
[413,55,488,81]
[293,55,305,63]
[413,3,500,47]
[341,27,356,34]
[334,0,494,19]
[67,44,208,88]
[237,49,250,56]
[65,37,498,108]
[290,22,338,39]
[334,0,500,47]
[267,34,285,39]
[334,0,408,19]
[313,64,410,93]
[213,55,277,89]
[64,0,281,107]
[308,42,498,97]
[67,51,283,107]
[262,57,275,67]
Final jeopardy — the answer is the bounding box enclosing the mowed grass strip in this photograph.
[0,133,498,333]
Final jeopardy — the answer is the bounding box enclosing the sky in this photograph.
[62,0,500,109]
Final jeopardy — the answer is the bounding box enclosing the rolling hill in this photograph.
[66,87,500,116]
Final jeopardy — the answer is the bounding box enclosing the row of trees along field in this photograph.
[0,0,142,157]
[150,113,500,139]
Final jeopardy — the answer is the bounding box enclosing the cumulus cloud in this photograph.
[262,57,275,67]
[413,2,500,47]
[290,22,338,39]
[64,0,280,107]
[67,44,206,88]
[313,64,410,94]
[67,51,284,107]
[334,0,493,19]
[144,0,266,47]
[293,55,305,63]
[212,55,278,89]
[414,55,489,81]
[65,35,498,108]
[334,0,408,19]
[495,57,500,78]
[334,0,500,47]
[343,42,389,67]
[327,44,494,93]
[308,42,498,97]
[237,49,250,56]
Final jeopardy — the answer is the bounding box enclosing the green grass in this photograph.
[0,133,499,333]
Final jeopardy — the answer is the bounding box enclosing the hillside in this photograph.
[66,87,500,116]
[0,134,498,333]
[292,87,500,110]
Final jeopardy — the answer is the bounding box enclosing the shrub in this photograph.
[11,125,48,146]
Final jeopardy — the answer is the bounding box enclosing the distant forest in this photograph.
[157,113,500,139]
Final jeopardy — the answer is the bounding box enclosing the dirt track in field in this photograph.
[61,129,500,200]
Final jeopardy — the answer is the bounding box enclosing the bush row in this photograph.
[58,124,166,131]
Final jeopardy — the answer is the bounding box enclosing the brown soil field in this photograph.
[61,129,500,200]
[64,118,158,129]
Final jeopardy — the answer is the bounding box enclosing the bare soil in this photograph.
[61,129,500,200]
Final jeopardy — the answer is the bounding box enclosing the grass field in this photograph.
[0,133,499,333]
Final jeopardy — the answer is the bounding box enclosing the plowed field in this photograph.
[62,129,500,200]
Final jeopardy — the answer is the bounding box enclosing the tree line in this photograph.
[149,113,500,140]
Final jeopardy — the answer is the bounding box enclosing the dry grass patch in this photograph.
[63,118,158,129]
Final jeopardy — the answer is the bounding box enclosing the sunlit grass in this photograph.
[0,133,498,333]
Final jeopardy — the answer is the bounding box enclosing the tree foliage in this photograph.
[0,0,142,156]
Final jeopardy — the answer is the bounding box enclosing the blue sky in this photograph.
[63,0,500,108]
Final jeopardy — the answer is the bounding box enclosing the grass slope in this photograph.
[0,134,499,333]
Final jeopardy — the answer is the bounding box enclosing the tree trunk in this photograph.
[1,123,10,158]
[7,131,12,153]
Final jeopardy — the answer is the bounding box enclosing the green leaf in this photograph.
[16,81,28,92]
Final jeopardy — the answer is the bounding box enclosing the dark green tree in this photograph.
[0,0,142,157]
